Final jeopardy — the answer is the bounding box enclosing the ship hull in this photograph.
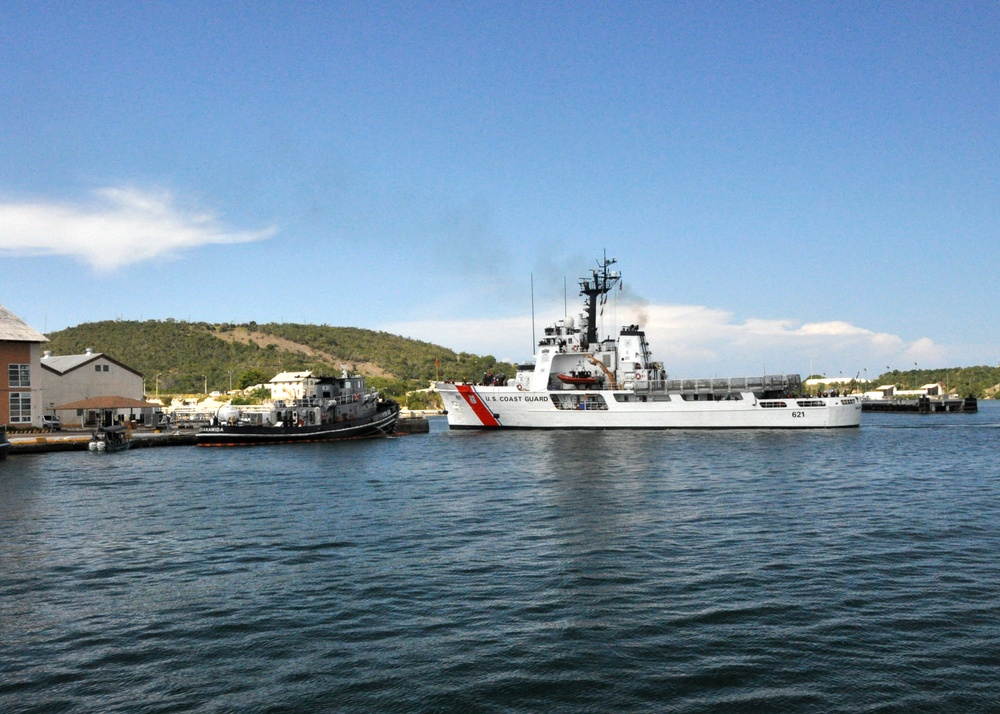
[437,383,861,429]
[197,404,400,446]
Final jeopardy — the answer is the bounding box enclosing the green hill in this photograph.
[811,366,1000,399]
[44,320,516,400]
[43,320,1000,401]
[874,366,1000,400]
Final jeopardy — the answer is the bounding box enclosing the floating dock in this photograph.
[395,414,431,434]
[861,397,977,414]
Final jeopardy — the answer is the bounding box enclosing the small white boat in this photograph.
[89,424,132,452]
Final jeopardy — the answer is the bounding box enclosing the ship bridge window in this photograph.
[551,394,608,411]
[796,400,826,407]
[759,401,788,408]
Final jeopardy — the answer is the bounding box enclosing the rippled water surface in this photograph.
[2,407,999,712]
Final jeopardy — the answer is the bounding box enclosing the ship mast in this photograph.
[579,254,620,349]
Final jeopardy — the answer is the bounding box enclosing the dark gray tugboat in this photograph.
[197,369,400,447]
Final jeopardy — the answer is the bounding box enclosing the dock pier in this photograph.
[5,416,432,455]
[861,396,978,414]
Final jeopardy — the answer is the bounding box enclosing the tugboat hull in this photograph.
[198,404,400,446]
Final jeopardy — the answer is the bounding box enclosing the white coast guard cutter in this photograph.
[436,257,862,429]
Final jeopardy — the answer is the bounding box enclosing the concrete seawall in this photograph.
[396,415,431,434]
[7,431,198,454]
[5,416,430,455]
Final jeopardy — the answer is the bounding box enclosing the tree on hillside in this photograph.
[237,368,272,389]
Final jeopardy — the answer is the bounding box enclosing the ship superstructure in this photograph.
[437,257,861,429]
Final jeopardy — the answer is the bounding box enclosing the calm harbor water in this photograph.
[2,406,999,713]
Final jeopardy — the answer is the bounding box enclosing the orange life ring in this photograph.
[517,383,525,391]
[636,371,645,381]
[572,345,579,352]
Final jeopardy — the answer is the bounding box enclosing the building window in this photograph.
[8,363,30,387]
[9,392,31,422]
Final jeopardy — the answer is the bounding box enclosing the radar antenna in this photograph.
[579,253,620,349]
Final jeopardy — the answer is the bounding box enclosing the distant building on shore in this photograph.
[269,371,317,401]
[804,376,868,394]
[40,348,155,427]
[0,305,48,428]
[862,383,949,401]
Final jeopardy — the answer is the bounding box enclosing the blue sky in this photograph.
[2,1,998,378]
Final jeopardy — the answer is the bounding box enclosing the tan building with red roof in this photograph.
[40,348,153,427]
[51,396,162,429]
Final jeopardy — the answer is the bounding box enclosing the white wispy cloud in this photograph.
[0,187,275,270]
[383,302,952,376]
[628,305,946,375]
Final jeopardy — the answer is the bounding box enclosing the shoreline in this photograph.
[5,414,434,455]
[6,430,198,454]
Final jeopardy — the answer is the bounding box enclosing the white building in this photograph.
[805,376,868,394]
[862,384,898,400]
[862,383,949,401]
[269,371,317,401]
